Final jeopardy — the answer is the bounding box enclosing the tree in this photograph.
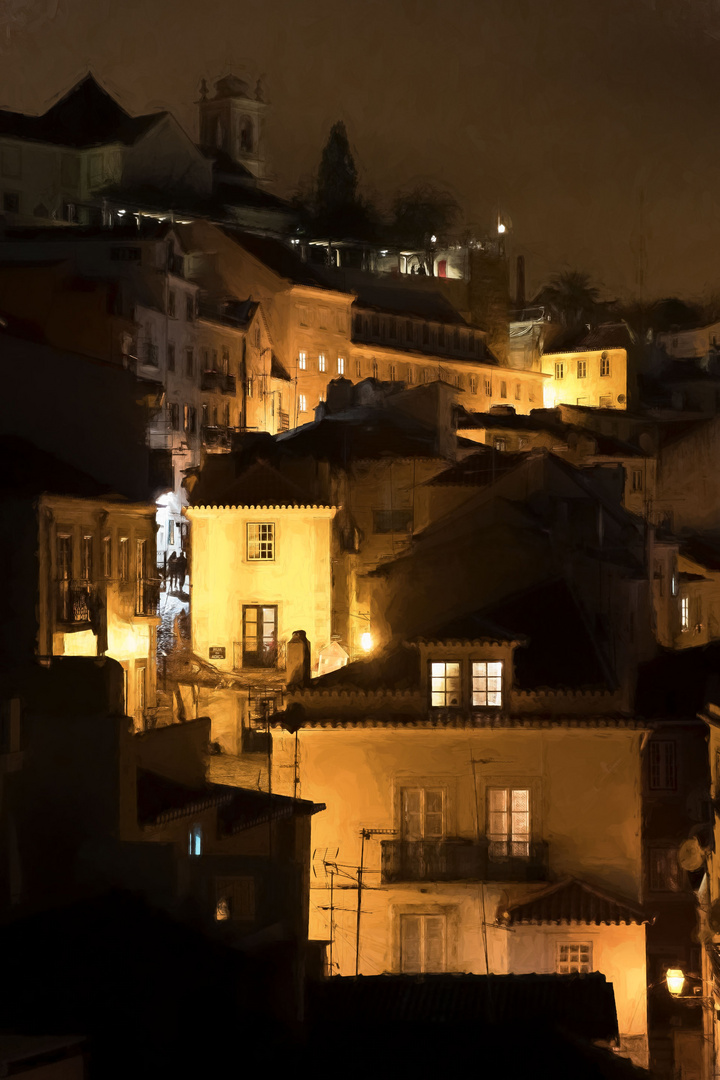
[536,271,602,329]
[390,184,461,249]
[317,121,358,216]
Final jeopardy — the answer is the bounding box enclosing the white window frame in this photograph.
[298,394,307,413]
[318,354,326,373]
[399,913,447,973]
[681,595,690,631]
[487,787,531,857]
[600,355,611,377]
[577,359,587,378]
[298,351,307,370]
[555,362,564,380]
[556,941,593,974]
[337,356,345,375]
[401,787,446,840]
[247,522,275,561]
[429,661,461,707]
[471,660,503,707]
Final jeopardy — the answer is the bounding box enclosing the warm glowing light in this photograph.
[430,235,437,243]
[666,969,685,996]
[361,632,372,652]
[498,223,506,234]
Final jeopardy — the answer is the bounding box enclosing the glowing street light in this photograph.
[498,222,506,234]
[666,969,685,996]
[430,234,437,244]
[361,632,372,652]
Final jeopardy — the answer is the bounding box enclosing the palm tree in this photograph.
[536,271,601,329]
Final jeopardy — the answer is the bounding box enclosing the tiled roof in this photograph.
[270,353,291,381]
[544,322,634,355]
[351,283,468,325]
[501,877,647,926]
[426,447,526,486]
[223,229,341,289]
[191,460,323,508]
[0,75,164,149]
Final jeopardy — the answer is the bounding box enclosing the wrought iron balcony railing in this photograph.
[380,838,549,884]
[135,578,161,617]
[56,579,96,625]
[200,371,236,395]
[201,425,232,450]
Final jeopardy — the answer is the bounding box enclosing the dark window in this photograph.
[2,192,19,213]
[373,508,413,533]
[185,349,194,378]
[649,740,677,791]
[649,848,682,892]
[354,313,363,335]
[167,344,175,372]
[169,402,180,430]
[168,290,176,318]
[453,328,460,350]
[242,605,278,668]
[144,341,158,367]
[389,318,397,339]
[110,247,141,261]
[186,295,194,321]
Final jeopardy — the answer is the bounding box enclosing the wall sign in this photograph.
[209,646,226,659]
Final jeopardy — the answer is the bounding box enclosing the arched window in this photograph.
[240,117,254,153]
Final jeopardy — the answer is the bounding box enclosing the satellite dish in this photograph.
[708,899,720,935]
[639,433,654,454]
[678,837,705,872]
[617,394,626,403]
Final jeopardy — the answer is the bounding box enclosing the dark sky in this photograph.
[3,0,720,302]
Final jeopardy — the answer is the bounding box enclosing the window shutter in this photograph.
[403,789,423,839]
[424,916,446,972]
[401,915,422,972]
[424,789,445,839]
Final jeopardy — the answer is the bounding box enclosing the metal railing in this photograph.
[56,579,95,624]
[200,371,236,395]
[201,425,232,450]
[135,578,161,617]
[380,838,549,884]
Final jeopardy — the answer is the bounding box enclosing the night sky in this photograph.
[3,0,720,301]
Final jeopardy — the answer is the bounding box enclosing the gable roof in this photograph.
[190,459,324,508]
[0,75,165,149]
[501,877,647,926]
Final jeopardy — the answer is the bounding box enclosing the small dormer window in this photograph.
[472,661,503,707]
[430,662,461,707]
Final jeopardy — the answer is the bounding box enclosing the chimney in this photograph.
[516,255,525,308]
[286,630,311,688]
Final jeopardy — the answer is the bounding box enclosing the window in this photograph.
[600,354,611,377]
[494,438,507,452]
[453,328,460,350]
[485,378,492,396]
[528,385,535,402]
[371,316,380,337]
[298,394,307,412]
[671,571,678,597]
[469,376,478,394]
[318,308,329,329]
[299,306,310,327]
[649,848,682,892]
[169,402,180,430]
[487,788,530,857]
[632,470,643,492]
[167,343,175,372]
[185,349,194,378]
[471,661,503,707]
[337,356,345,375]
[400,914,446,973]
[168,290,176,318]
[389,364,397,381]
[681,595,690,631]
[246,378,254,399]
[81,535,93,581]
[144,341,158,367]
[599,394,613,407]
[119,537,129,582]
[373,508,413,533]
[389,318,397,339]
[2,192,19,213]
[555,362,564,380]
[407,366,415,385]
[401,788,445,839]
[355,359,362,378]
[136,538,147,581]
[102,536,112,578]
[242,605,278,668]
[57,534,72,580]
[221,347,230,374]
[168,520,175,546]
[188,824,202,857]
[649,740,677,791]
[557,943,592,974]
[186,295,194,321]
[515,383,521,401]
[215,877,255,921]
[500,380,507,399]
[430,661,461,707]
[247,522,275,561]
[372,361,379,379]
[318,354,326,373]
[184,405,196,435]
[354,314,363,335]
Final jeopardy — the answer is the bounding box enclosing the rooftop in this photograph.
[501,877,647,926]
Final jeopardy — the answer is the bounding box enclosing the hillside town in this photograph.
[3,70,720,1079]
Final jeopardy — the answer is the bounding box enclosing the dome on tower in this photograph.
[214,76,252,100]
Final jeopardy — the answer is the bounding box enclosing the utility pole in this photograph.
[354,828,396,976]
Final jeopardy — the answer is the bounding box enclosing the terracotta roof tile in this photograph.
[501,877,647,925]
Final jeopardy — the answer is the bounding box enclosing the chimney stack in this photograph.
[286,630,311,688]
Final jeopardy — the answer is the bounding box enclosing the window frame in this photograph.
[242,604,279,668]
[648,740,677,791]
[471,660,503,708]
[555,362,564,380]
[246,522,275,562]
[429,661,462,708]
[556,941,593,974]
[486,786,531,858]
[399,913,447,974]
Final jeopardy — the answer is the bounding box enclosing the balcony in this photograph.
[201,425,232,451]
[56,579,96,626]
[135,578,161,617]
[380,838,549,884]
[200,370,236,395]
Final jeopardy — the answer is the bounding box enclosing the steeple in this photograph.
[197,74,267,180]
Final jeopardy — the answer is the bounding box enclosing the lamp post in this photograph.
[666,968,686,997]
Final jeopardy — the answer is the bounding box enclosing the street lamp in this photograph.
[666,969,686,996]
[361,632,372,652]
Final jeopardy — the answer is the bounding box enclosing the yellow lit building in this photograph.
[542,325,632,411]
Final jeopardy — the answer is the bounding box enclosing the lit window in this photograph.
[247,523,274,561]
[632,470,643,492]
[430,661,461,707]
[577,359,587,378]
[299,394,307,412]
[500,381,507,398]
[355,359,362,378]
[649,740,677,791]
[189,824,202,856]
[681,595,690,631]
[470,376,478,394]
[81,535,93,581]
[494,438,507,452]
[119,538,129,581]
[402,788,445,840]
[338,356,345,375]
[298,351,307,370]
[555,362,564,380]
[389,364,396,381]
[400,914,446,973]
[487,788,530,857]
[318,354,326,372]
[242,605,278,668]
[215,877,255,921]
[557,943,592,974]
[102,536,112,578]
[471,661,503,707]
[515,383,521,400]
[601,354,611,376]
[671,572,678,597]
[485,378,492,396]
